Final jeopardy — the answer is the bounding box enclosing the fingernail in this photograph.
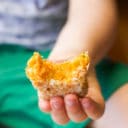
[51,101,61,109]
[66,99,77,107]
[82,99,91,109]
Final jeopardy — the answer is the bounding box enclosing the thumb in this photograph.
[81,69,105,119]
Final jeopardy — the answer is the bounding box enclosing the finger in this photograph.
[65,94,87,122]
[38,98,51,113]
[86,87,105,120]
[50,96,69,125]
[85,70,105,119]
[81,97,105,120]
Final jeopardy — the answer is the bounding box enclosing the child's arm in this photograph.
[39,0,117,125]
[49,0,117,65]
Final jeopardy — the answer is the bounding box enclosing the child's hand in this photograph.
[38,68,105,125]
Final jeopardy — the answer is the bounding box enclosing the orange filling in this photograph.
[26,52,90,83]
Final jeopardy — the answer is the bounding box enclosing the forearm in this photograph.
[49,0,117,65]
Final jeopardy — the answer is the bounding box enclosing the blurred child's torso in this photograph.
[0,0,68,49]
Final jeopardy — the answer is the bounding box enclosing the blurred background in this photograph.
[0,0,127,128]
[109,0,128,64]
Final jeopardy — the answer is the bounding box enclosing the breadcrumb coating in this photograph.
[26,52,90,100]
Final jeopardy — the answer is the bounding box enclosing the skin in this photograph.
[39,0,117,125]
[91,3,128,127]
[91,83,128,128]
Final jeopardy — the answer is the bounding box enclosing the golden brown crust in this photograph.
[26,52,90,100]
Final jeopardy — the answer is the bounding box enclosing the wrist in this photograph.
[48,45,89,61]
